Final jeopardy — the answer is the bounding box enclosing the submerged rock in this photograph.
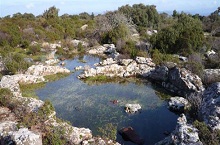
[119,127,144,145]
[168,97,190,112]
[199,82,220,130]
[125,104,141,114]
[156,114,203,145]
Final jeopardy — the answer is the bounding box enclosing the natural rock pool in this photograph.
[36,55,178,145]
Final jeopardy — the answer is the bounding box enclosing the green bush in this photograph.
[5,53,31,74]
[0,88,12,107]
[151,49,179,65]
[193,120,220,145]
[28,44,41,55]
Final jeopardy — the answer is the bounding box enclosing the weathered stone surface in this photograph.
[199,82,220,130]
[82,137,121,145]
[71,39,89,47]
[88,44,119,58]
[156,114,203,145]
[149,66,204,97]
[26,64,70,76]
[42,42,61,50]
[0,121,17,136]
[10,128,42,145]
[148,65,168,82]
[136,57,155,67]
[78,57,155,79]
[45,59,59,65]
[88,46,107,55]
[125,104,141,114]
[168,97,190,112]
[119,127,144,145]
[203,69,220,84]
[0,107,16,122]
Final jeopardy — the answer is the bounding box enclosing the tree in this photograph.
[151,13,204,56]
[119,4,161,30]
[43,6,59,19]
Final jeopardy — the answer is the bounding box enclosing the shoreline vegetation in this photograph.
[0,3,220,145]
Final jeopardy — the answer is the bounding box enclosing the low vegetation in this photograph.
[193,120,220,145]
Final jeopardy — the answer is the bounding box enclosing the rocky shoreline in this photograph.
[1,42,220,145]
[0,60,120,144]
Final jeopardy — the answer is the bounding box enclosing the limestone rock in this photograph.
[10,128,42,145]
[168,97,190,112]
[125,104,141,114]
[149,66,204,97]
[26,64,70,76]
[45,59,59,65]
[156,114,203,145]
[119,59,133,66]
[88,46,107,55]
[136,57,155,67]
[199,82,220,130]
[0,121,17,136]
[78,57,155,79]
[71,39,89,47]
[148,66,168,82]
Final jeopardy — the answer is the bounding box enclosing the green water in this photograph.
[36,55,178,145]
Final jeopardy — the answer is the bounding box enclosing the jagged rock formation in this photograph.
[26,64,70,76]
[168,97,190,112]
[148,66,204,97]
[199,82,220,130]
[155,114,203,145]
[78,57,155,79]
[0,63,120,145]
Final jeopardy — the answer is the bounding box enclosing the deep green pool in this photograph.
[36,55,178,145]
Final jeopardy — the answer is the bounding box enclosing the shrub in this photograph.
[98,123,117,140]
[151,49,179,65]
[0,88,12,107]
[5,53,31,74]
[185,53,204,78]
[193,120,220,145]
[28,44,41,55]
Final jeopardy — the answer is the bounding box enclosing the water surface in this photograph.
[36,55,178,145]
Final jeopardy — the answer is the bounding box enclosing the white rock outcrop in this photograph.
[168,97,190,112]
[26,64,70,76]
[199,82,220,130]
[78,57,155,79]
[125,104,141,114]
[156,114,203,145]
[10,128,42,145]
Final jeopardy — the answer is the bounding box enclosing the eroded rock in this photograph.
[149,66,204,97]
[125,104,141,114]
[10,128,42,145]
[156,114,202,145]
[26,64,70,76]
[199,82,220,130]
[168,97,190,112]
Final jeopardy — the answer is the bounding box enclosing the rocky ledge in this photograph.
[168,97,190,113]
[156,114,203,145]
[148,65,204,97]
[0,63,119,145]
[78,57,155,79]
[199,82,220,130]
